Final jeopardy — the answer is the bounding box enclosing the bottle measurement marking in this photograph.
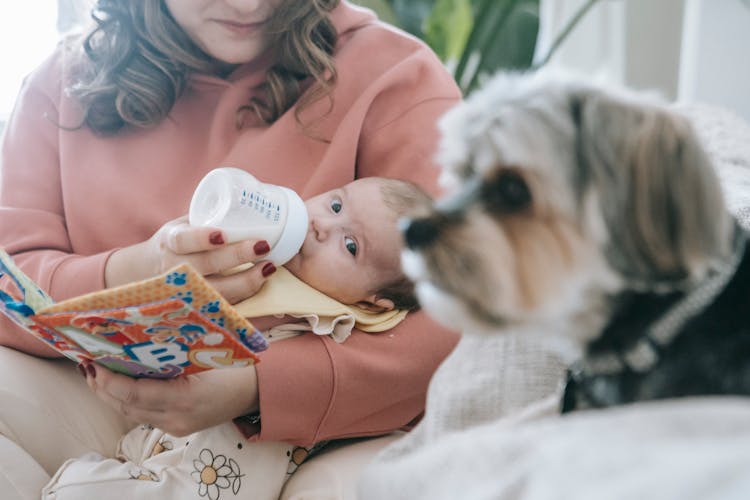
[241,190,283,221]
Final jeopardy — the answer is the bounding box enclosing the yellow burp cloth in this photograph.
[233,267,408,342]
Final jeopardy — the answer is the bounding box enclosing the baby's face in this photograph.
[284,178,403,307]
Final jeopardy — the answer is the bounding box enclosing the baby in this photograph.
[42,176,432,500]
[234,176,430,343]
[286,176,425,312]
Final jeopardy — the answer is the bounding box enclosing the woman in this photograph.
[0,0,460,496]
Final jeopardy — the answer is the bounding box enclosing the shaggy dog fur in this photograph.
[401,71,750,411]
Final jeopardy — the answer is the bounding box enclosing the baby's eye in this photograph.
[330,199,342,213]
[344,236,357,256]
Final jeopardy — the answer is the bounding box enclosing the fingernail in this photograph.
[209,231,225,245]
[77,363,87,378]
[85,362,97,379]
[261,262,276,277]
[254,240,270,255]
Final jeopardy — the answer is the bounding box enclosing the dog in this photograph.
[400,71,750,412]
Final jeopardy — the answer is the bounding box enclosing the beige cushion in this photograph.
[281,434,402,500]
[0,435,49,500]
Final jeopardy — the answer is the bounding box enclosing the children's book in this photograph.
[0,249,267,378]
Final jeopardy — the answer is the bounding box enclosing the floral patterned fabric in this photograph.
[43,422,292,500]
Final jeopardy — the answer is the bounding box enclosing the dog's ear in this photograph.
[577,92,734,287]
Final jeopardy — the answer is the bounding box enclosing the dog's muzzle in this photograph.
[402,177,483,250]
[403,217,440,249]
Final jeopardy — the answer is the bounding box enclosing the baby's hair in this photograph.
[373,178,433,311]
[379,178,433,220]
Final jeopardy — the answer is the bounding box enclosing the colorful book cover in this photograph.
[0,249,267,378]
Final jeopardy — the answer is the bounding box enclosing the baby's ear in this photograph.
[356,296,395,313]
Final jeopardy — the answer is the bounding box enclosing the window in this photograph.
[0,1,88,124]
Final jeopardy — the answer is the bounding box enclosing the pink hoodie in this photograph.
[0,2,461,445]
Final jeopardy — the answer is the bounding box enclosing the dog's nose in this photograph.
[403,217,439,249]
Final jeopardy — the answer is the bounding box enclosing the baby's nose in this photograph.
[311,218,330,241]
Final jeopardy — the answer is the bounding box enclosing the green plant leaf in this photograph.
[354,0,560,96]
[455,0,539,94]
[473,2,539,77]
[389,0,438,38]
[424,0,474,68]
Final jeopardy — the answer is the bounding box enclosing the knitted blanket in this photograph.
[680,104,750,228]
[358,105,750,500]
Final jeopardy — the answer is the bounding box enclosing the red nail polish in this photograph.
[85,363,97,379]
[209,231,225,245]
[254,240,270,255]
[261,262,276,277]
[77,363,87,378]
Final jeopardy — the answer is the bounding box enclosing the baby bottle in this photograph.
[189,167,308,266]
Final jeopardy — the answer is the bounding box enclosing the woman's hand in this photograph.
[105,215,277,303]
[81,362,259,437]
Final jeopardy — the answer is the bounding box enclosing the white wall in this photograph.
[624,0,684,100]
[678,0,750,122]
[537,0,750,123]
[0,1,59,122]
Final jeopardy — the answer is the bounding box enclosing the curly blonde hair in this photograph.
[70,0,339,135]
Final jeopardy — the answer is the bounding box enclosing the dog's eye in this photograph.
[481,170,531,212]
